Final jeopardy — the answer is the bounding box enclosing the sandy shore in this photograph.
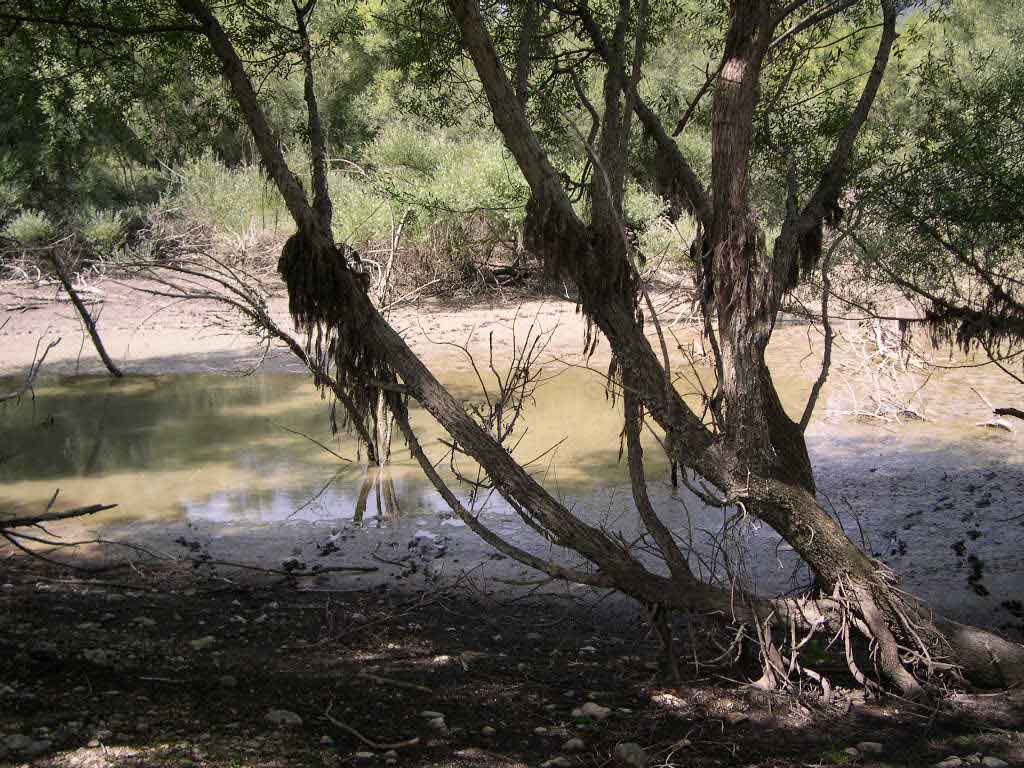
[1,276,628,380]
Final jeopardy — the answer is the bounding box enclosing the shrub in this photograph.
[80,208,126,253]
[4,210,55,244]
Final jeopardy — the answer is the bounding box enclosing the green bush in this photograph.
[80,208,126,252]
[170,154,292,236]
[4,209,56,244]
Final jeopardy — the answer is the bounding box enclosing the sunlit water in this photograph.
[1,327,1022,633]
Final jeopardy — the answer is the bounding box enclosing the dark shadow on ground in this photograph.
[1,560,1023,768]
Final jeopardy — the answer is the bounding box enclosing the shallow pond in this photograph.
[1,328,1022,634]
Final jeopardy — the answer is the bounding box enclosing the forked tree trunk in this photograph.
[175,0,1024,695]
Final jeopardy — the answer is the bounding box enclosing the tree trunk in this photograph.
[179,0,1024,694]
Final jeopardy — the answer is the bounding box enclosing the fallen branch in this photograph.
[323,705,421,750]
[196,559,378,576]
[994,406,1024,421]
[0,503,116,529]
[356,671,433,694]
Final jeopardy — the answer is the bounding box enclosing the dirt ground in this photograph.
[0,275,612,380]
[2,560,1023,768]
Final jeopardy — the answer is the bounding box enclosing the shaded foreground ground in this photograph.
[1,561,1022,768]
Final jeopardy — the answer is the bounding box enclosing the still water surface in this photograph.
[1,330,1022,631]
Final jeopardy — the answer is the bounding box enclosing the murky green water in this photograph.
[1,329,1022,631]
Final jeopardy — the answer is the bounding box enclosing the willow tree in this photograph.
[4,0,1023,696]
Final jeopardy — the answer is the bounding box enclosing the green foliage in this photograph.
[170,154,292,236]
[4,210,56,244]
[80,208,127,253]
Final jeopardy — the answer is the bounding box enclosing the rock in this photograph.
[844,747,860,758]
[350,612,369,624]
[134,617,157,627]
[29,640,59,659]
[571,702,611,721]
[4,735,32,753]
[82,648,113,666]
[3,735,50,757]
[354,751,375,760]
[426,717,448,735]
[481,726,496,736]
[613,742,648,768]
[526,632,542,641]
[981,759,1008,768]
[218,675,238,688]
[935,759,963,768]
[540,759,573,768]
[265,709,303,727]
[534,726,549,735]
[562,737,586,753]
[724,712,749,725]
[383,750,398,758]
[189,636,217,651]
[419,710,444,719]
[651,693,685,710]
[857,742,884,756]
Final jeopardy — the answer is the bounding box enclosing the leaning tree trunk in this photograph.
[175,0,1024,695]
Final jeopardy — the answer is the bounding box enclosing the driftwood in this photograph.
[0,503,117,529]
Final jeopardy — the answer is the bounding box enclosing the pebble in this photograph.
[189,635,217,651]
[857,742,884,755]
[384,750,398,758]
[540,758,572,768]
[264,709,303,727]
[219,675,238,688]
[724,712,749,725]
[134,617,157,627]
[481,726,496,736]
[981,759,1008,768]
[354,751,375,760]
[935,759,963,768]
[534,726,549,735]
[571,702,611,721]
[562,737,586,753]
[526,632,542,641]
[419,710,444,719]
[845,747,860,758]
[319,735,334,747]
[613,742,648,768]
